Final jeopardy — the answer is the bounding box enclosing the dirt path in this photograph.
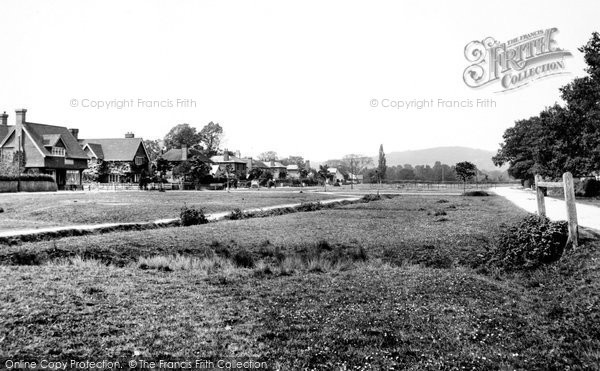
[492,187,600,231]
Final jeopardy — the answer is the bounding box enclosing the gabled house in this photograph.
[0,109,88,189]
[286,164,300,179]
[347,172,364,184]
[264,161,287,179]
[80,133,150,183]
[327,167,346,183]
[210,150,248,178]
[159,145,213,182]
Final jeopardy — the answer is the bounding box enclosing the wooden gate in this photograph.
[534,172,578,248]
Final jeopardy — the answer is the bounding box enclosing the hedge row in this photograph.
[0,174,56,182]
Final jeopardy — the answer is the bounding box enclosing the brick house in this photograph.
[210,150,248,178]
[79,133,151,183]
[159,144,213,182]
[0,109,88,189]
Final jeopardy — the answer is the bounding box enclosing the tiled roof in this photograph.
[161,148,212,163]
[210,155,247,164]
[80,138,145,162]
[85,143,105,160]
[0,126,12,144]
[42,134,62,146]
[266,161,286,168]
[24,122,89,159]
[252,160,269,168]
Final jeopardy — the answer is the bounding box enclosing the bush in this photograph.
[361,194,381,202]
[11,250,42,265]
[233,249,255,268]
[227,208,246,220]
[491,215,568,270]
[297,201,323,212]
[463,190,489,196]
[180,205,208,226]
[576,178,600,197]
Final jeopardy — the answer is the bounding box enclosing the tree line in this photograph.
[494,32,600,183]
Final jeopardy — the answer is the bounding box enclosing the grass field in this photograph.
[0,190,338,231]
[1,194,599,369]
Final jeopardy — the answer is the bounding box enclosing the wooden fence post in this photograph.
[534,174,546,216]
[563,172,578,248]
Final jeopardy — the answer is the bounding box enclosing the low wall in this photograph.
[0,180,58,193]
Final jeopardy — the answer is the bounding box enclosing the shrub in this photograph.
[350,246,368,262]
[227,208,246,220]
[491,215,568,270]
[0,174,56,182]
[233,249,255,268]
[296,201,323,212]
[11,250,41,265]
[361,194,381,202]
[576,178,600,197]
[180,205,208,226]
[316,240,332,251]
[463,190,489,196]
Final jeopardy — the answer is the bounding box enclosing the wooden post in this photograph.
[535,175,546,216]
[563,172,578,248]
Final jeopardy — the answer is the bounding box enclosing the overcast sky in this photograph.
[1,0,598,161]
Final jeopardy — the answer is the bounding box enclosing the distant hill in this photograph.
[378,146,500,171]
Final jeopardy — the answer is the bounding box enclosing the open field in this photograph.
[0,190,339,232]
[1,194,599,369]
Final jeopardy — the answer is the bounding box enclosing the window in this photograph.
[65,159,74,165]
[135,156,144,166]
[66,170,80,185]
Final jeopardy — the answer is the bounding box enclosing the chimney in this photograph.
[15,109,27,125]
[271,161,275,167]
[223,149,229,161]
[0,112,7,126]
[69,128,79,140]
[125,132,135,138]
[246,157,253,171]
[235,150,241,158]
[305,160,311,171]
[182,144,188,161]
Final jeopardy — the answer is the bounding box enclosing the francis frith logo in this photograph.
[463,28,572,92]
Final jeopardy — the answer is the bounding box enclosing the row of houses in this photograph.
[0,109,321,189]
[0,109,151,189]
[161,145,307,181]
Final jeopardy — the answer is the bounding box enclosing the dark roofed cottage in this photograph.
[80,133,151,183]
[0,109,88,189]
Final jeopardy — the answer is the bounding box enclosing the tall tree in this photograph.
[495,32,600,181]
[258,151,278,162]
[143,139,162,162]
[199,121,223,156]
[377,144,387,183]
[343,154,372,188]
[163,124,202,150]
[455,161,477,193]
[317,164,329,191]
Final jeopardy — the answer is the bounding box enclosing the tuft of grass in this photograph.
[463,190,490,196]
